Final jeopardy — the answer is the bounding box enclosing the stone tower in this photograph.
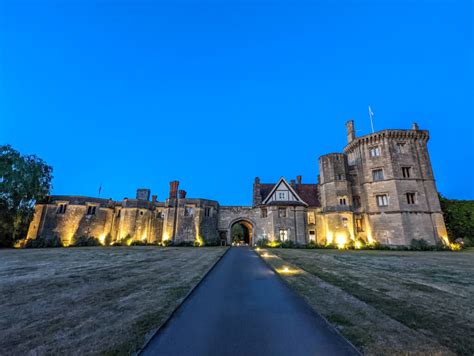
[344,120,447,245]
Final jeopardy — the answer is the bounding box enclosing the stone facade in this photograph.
[27,122,448,246]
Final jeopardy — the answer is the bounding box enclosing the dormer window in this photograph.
[369,146,381,157]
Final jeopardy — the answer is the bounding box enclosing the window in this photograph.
[309,230,316,241]
[369,146,380,157]
[278,208,287,217]
[86,205,97,215]
[279,229,288,241]
[406,193,416,205]
[376,195,389,207]
[336,174,344,181]
[307,212,315,224]
[372,169,384,181]
[396,143,406,153]
[140,211,144,215]
[56,203,67,214]
[339,197,347,206]
[402,167,411,178]
[355,218,364,232]
[184,207,193,217]
[278,191,287,200]
[353,196,361,208]
[116,209,121,218]
[261,208,267,218]
[204,207,211,217]
[156,211,163,218]
[342,217,348,228]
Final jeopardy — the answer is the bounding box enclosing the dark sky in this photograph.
[1,0,472,204]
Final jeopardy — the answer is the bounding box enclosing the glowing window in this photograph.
[279,229,288,241]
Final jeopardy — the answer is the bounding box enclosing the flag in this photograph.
[98,183,102,197]
[368,105,374,118]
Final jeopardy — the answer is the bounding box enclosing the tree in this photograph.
[439,194,474,246]
[0,145,53,247]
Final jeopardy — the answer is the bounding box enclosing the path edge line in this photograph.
[254,248,362,356]
[135,247,231,355]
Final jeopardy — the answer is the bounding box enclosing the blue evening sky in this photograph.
[1,0,472,205]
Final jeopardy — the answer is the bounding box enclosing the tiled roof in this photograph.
[259,183,320,207]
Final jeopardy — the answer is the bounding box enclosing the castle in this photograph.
[27,121,448,247]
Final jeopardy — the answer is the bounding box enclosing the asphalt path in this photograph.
[141,247,359,356]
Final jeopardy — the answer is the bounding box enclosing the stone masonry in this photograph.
[27,121,448,246]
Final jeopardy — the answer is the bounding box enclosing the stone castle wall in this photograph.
[27,121,447,247]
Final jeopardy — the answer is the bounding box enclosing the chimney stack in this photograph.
[179,190,187,199]
[346,120,356,143]
[151,195,157,203]
[169,181,179,199]
[290,179,296,188]
[412,122,419,130]
[296,175,302,185]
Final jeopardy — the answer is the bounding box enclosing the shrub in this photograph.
[281,240,300,248]
[121,234,133,246]
[410,238,430,251]
[205,237,220,246]
[267,240,282,248]
[111,241,124,246]
[24,235,63,248]
[306,241,318,249]
[256,238,269,247]
[104,233,112,246]
[130,240,147,246]
[162,239,173,247]
[71,236,101,247]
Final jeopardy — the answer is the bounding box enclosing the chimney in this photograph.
[290,179,296,188]
[253,177,262,206]
[151,195,157,203]
[346,120,356,143]
[136,188,151,201]
[179,190,187,199]
[169,181,179,199]
[412,122,419,130]
[296,175,302,185]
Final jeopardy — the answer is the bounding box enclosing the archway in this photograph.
[230,220,254,246]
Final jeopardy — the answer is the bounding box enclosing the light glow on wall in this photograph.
[335,233,347,249]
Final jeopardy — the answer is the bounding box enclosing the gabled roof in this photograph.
[262,177,308,206]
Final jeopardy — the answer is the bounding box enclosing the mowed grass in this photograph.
[261,248,474,355]
[0,246,227,355]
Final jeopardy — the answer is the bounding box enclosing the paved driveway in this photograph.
[141,247,359,356]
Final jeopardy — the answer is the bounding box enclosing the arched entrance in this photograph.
[229,219,254,246]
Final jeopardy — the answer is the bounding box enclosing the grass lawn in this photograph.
[258,248,474,355]
[0,246,227,355]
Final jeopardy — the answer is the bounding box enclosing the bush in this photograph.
[162,239,173,247]
[71,236,101,247]
[281,240,300,248]
[410,238,430,251]
[306,241,318,249]
[205,237,220,246]
[130,240,148,246]
[24,235,63,248]
[256,238,269,247]
[439,195,474,245]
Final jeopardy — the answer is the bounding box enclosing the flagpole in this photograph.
[98,183,102,198]
[368,106,375,133]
